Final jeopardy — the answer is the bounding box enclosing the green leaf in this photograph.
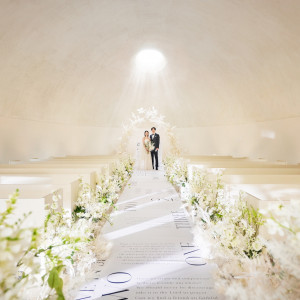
[56,264,65,273]
[56,277,63,292]
[48,268,60,289]
[48,267,65,299]
[57,294,65,300]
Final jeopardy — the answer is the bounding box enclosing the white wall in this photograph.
[177,117,300,164]
[1,116,299,164]
[0,116,120,163]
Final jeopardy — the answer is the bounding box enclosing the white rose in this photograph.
[252,240,263,252]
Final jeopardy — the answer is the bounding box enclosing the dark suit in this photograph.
[150,133,160,170]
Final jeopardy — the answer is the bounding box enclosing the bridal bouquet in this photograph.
[144,140,155,152]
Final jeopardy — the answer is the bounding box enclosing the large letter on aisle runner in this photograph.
[180,242,207,266]
[102,272,131,299]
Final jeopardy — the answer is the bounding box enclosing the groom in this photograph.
[150,127,160,170]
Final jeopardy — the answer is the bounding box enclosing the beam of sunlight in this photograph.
[113,193,178,217]
[108,47,180,126]
[103,214,173,240]
[115,188,174,206]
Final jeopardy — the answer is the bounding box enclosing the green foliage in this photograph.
[242,205,265,238]
[48,266,65,300]
[72,205,86,220]
[244,248,263,259]
[0,189,19,224]
[190,196,199,206]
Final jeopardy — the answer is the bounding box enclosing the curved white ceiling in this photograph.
[0,0,300,127]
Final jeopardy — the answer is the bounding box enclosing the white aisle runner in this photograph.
[76,171,219,300]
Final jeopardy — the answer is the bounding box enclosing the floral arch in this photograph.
[119,107,181,159]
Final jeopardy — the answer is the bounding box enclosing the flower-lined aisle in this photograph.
[164,156,300,300]
[0,156,134,300]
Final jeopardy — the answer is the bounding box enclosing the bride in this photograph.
[140,130,153,170]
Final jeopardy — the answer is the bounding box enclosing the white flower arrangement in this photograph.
[0,156,134,300]
[164,156,299,299]
[188,168,225,225]
[111,156,135,191]
[212,198,299,300]
[186,168,265,261]
[163,156,188,187]
[73,155,134,221]
[6,193,98,300]
[73,180,112,223]
[213,194,265,259]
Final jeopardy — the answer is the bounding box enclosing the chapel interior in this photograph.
[0,1,299,299]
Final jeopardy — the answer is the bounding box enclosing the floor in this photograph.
[76,170,219,300]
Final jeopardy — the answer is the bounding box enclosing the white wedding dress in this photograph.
[140,138,153,170]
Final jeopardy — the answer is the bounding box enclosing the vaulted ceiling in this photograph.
[0,0,300,127]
